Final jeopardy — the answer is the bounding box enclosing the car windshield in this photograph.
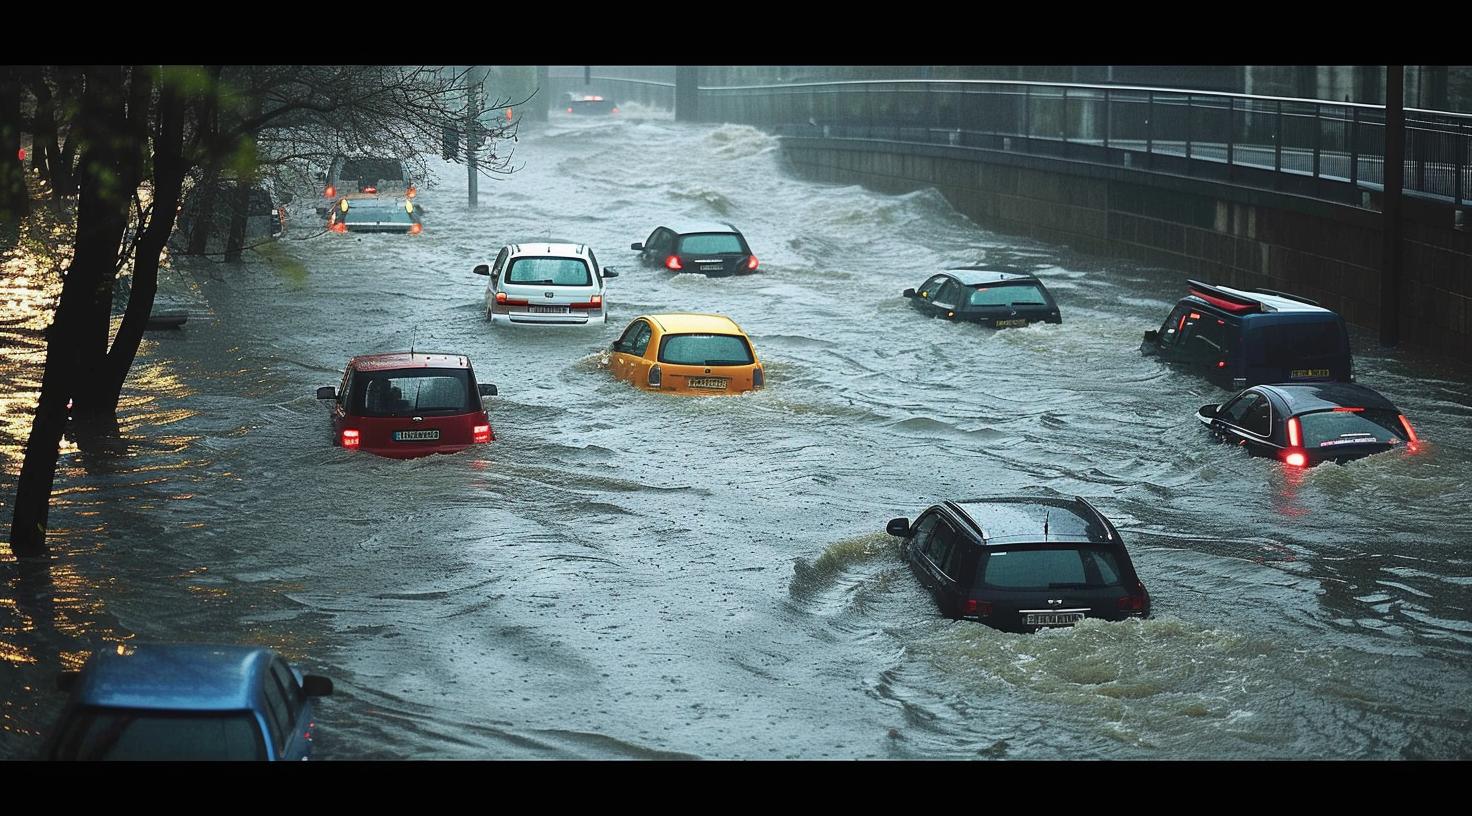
[344,204,416,224]
[659,333,754,366]
[968,282,1050,307]
[1299,408,1407,448]
[678,233,746,255]
[49,707,266,761]
[339,159,405,182]
[351,368,473,417]
[505,257,592,286]
[975,546,1125,591]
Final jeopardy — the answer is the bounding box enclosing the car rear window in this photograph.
[968,282,1050,307]
[658,334,755,366]
[339,159,405,182]
[50,707,266,760]
[1299,408,1407,449]
[678,233,746,255]
[975,546,1125,590]
[506,257,592,286]
[1247,320,1347,367]
[345,204,416,224]
[351,368,473,416]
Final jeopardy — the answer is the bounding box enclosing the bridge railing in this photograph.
[696,80,1472,208]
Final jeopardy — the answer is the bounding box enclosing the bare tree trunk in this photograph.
[223,180,248,261]
[9,66,134,556]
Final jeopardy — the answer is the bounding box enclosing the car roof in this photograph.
[643,313,745,335]
[507,242,591,257]
[663,220,742,237]
[1184,280,1333,316]
[350,352,471,371]
[943,268,1041,286]
[74,644,274,712]
[1257,382,1398,414]
[946,496,1116,546]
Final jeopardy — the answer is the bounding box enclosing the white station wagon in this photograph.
[474,242,619,327]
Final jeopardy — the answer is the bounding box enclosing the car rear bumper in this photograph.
[491,311,605,326]
[359,442,480,459]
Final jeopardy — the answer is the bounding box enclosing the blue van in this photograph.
[1141,281,1353,389]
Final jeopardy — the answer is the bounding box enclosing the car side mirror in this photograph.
[57,671,80,693]
[1199,403,1220,418]
[473,264,490,276]
[316,386,336,400]
[602,269,618,278]
[630,242,643,251]
[478,383,497,397]
[886,517,910,537]
[301,675,334,697]
[1143,329,1159,343]
[902,288,916,298]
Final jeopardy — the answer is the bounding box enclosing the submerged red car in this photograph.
[316,352,497,458]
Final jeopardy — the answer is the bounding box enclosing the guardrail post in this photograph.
[1185,94,1193,164]
[1227,98,1236,180]
[1312,103,1322,178]
[1024,85,1032,151]
[1146,92,1154,168]
[1457,122,1466,206]
[1103,88,1111,151]
[1350,107,1360,188]
[1274,99,1283,177]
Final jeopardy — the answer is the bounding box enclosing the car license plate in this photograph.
[689,377,728,390]
[393,430,440,442]
[700,264,723,272]
[1025,612,1084,626]
[995,318,1028,328]
[1291,368,1330,378]
[529,305,567,314]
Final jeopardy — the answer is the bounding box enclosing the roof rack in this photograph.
[1185,280,1273,314]
[1072,496,1114,541]
[1250,287,1320,307]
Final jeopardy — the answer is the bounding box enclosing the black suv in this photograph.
[886,496,1150,633]
[1141,280,1352,389]
[903,267,1061,327]
[632,221,758,276]
[1197,382,1419,468]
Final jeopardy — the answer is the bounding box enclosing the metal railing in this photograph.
[695,79,1472,208]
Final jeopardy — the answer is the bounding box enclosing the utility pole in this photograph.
[466,66,485,210]
[1380,65,1404,346]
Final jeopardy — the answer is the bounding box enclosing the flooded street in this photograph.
[3,107,1471,759]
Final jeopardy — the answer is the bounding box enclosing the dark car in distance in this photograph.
[903,267,1061,327]
[1142,280,1353,389]
[886,496,1150,633]
[632,221,758,276]
[560,91,618,115]
[1197,382,1420,468]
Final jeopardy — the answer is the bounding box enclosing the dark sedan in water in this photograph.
[903,268,1061,327]
[886,496,1149,633]
[1197,382,1420,468]
[632,221,758,276]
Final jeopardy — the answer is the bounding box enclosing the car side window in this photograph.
[616,321,644,352]
[631,323,653,356]
[644,229,662,250]
[925,519,958,578]
[1220,391,1263,426]
[492,247,510,280]
[918,275,949,300]
[587,249,600,277]
[933,279,962,306]
[261,674,291,752]
[1243,396,1272,437]
[1159,304,1191,346]
[338,370,351,408]
[269,661,305,727]
[909,512,940,552]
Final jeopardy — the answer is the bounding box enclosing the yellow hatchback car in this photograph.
[609,313,764,395]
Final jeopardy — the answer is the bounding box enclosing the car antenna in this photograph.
[1043,511,1049,542]
[410,326,417,358]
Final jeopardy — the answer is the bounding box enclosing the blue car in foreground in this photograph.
[44,644,333,761]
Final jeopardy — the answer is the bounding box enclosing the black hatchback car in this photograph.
[886,496,1150,633]
[903,267,1061,327]
[1197,382,1420,468]
[631,221,758,276]
[1141,280,1353,389]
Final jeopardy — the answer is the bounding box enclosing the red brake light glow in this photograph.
[1189,288,1258,313]
[1216,361,1226,368]
[330,222,347,233]
[1189,312,1201,320]
[1177,313,1188,332]
[409,223,422,235]
[1287,416,1301,447]
[341,429,360,449]
[473,424,492,444]
[1399,414,1420,450]
[665,255,683,271]
[407,186,417,198]
[1117,595,1146,611]
[569,295,604,310]
[747,254,759,270]
[324,185,335,198]
[962,599,991,617]
[1284,451,1307,467]
[18,148,25,161]
[362,186,377,194]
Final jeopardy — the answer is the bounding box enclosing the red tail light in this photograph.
[1216,361,1226,368]
[612,107,620,114]
[409,223,422,235]
[569,295,603,310]
[962,599,991,617]
[648,364,662,388]
[566,107,573,113]
[362,186,377,194]
[495,292,529,306]
[1117,595,1145,611]
[1399,414,1419,450]
[407,186,417,199]
[473,424,492,444]
[341,429,360,449]
[1287,416,1301,447]
[746,255,759,270]
[330,222,347,233]
[665,255,683,271]
[1284,450,1307,467]
[506,108,514,121]
[324,185,335,198]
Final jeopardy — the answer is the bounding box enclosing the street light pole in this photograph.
[1380,65,1404,346]
[467,67,483,210]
